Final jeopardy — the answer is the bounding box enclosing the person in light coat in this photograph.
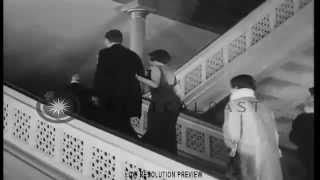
[223,74,283,180]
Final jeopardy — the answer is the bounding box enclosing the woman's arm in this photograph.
[136,66,160,88]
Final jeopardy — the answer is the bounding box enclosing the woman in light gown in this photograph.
[223,74,283,180]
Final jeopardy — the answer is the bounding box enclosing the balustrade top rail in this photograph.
[3,81,225,179]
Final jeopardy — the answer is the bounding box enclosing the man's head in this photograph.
[70,74,80,84]
[230,74,256,91]
[304,86,314,113]
[44,91,55,102]
[104,29,123,47]
[309,87,314,96]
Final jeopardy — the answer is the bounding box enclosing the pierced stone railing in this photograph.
[174,0,312,101]
[3,84,221,180]
[176,114,229,167]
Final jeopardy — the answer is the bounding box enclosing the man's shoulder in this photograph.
[112,45,139,57]
[99,47,109,53]
[123,47,140,58]
[295,112,313,122]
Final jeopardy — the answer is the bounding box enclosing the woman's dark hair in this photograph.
[230,74,256,90]
[149,49,171,64]
[104,29,123,43]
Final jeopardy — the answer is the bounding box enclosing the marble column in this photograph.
[122,2,155,65]
[128,9,149,60]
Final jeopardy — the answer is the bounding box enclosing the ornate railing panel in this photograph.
[176,114,229,167]
[3,102,10,134]
[3,85,219,180]
[205,49,224,80]
[250,14,272,47]
[174,0,313,101]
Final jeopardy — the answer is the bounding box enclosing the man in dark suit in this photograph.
[289,87,314,180]
[93,29,145,137]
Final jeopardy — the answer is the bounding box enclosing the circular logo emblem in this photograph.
[36,96,79,123]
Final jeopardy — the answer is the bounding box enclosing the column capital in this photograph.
[121,0,156,17]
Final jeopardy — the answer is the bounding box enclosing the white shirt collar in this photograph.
[70,80,80,84]
[304,106,314,113]
[108,42,120,48]
[230,88,256,101]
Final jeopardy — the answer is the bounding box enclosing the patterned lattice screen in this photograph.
[90,146,116,180]
[206,49,224,79]
[186,128,205,154]
[275,0,295,28]
[251,14,272,46]
[12,108,32,144]
[35,120,56,157]
[184,65,203,94]
[227,33,247,62]
[61,132,85,173]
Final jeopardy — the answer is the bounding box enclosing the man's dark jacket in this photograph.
[93,44,144,119]
[289,112,314,179]
[67,83,92,119]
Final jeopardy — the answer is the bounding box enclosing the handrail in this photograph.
[174,0,312,101]
[3,83,225,179]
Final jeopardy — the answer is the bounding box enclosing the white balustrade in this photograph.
[174,0,313,100]
[3,85,220,180]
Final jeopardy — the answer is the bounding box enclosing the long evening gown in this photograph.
[142,67,181,154]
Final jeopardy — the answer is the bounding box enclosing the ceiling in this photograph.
[114,0,265,34]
